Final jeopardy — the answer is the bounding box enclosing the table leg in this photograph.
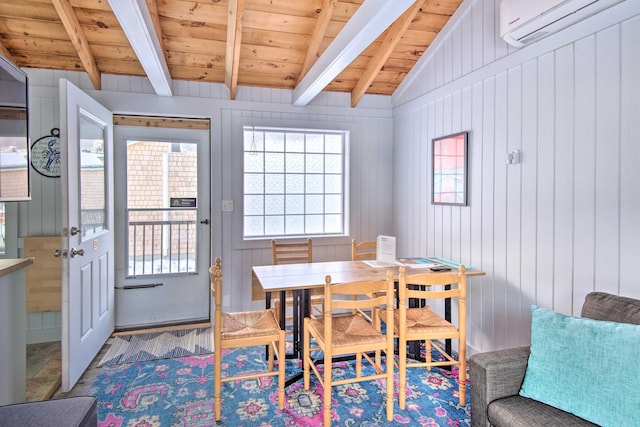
[292,290,300,358]
[444,284,452,370]
[265,291,288,359]
[284,288,311,387]
[302,289,310,349]
[265,291,272,359]
[278,290,286,331]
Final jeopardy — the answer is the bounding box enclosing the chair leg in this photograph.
[425,340,432,371]
[277,331,286,410]
[214,349,222,420]
[385,349,394,421]
[356,352,362,378]
[268,339,275,371]
[303,318,310,390]
[324,350,332,426]
[374,314,382,366]
[458,340,466,406]
[399,337,407,410]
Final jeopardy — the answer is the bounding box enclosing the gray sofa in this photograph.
[0,396,97,427]
[469,292,640,427]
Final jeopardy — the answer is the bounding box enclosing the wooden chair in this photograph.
[271,239,324,319]
[379,265,467,409]
[303,272,396,425]
[351,238,377,261]
[210,257,285,421]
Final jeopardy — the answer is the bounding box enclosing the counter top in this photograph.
[0,258,34,278]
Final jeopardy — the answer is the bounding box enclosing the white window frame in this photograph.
[242,125,350,240]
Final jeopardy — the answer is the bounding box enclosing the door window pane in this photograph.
[125,140,199,276]
[79,115,106,239]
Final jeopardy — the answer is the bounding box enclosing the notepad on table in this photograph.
[362,235,400,268]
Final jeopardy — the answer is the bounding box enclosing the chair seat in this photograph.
[222,309,281,339]
[380,306,457,334]
[307,314,386,348]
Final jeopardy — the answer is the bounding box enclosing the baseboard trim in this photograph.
[27,328,61,345]
[113,320,211,336]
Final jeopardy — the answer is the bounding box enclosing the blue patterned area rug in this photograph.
[90,346,470,426]
[97,328,212,367]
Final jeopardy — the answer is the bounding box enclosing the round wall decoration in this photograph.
[31,127,61,177]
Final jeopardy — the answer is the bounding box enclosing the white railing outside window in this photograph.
[243,126,347,239]
[127,208,197,276]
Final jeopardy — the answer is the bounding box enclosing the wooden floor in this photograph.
[26,341,62,402]
[53,340,113,399]
[26,339,112,401]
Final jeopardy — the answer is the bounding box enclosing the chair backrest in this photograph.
[272,239,313,265]
[321,271,395,351]
[351,239,377,261]
[398,265,467,332]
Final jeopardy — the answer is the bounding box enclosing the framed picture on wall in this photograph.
[432,131,468,206]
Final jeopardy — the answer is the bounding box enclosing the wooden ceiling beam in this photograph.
[292,0,416,106]
[225,0,245,99]
[145,0,167,55]
[351,0,425,107]
[52,0,102,90]
[108,0,173,96]
[297,0,337,85]
[0,41,18,65]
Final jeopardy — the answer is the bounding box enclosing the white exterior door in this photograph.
[113,124,211,328]
[60,79,114,391]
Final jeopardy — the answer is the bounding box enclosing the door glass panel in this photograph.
[126,140,198,276]
[79,115,106,239]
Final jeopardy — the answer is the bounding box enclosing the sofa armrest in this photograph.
[0,396,97,427]
[469,346,530,427]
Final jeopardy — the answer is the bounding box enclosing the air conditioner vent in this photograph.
[500,0,623,48]
[520,31,551,45]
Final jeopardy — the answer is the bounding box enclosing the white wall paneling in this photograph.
[619,16,640,299]
[19,70,394,341]
[393,0,640,353]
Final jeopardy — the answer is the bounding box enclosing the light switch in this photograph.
[222,200,234,212]
[507,149,521,164]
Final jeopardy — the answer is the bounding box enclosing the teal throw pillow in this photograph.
[519,305,640,427]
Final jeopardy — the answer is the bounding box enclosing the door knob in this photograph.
[70,226,81,235]
[53,249,67,258]
[70,248,85,258]
[200,219,209,225]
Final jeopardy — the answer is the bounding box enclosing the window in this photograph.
[125,139,199,276]
[243,126,347,238]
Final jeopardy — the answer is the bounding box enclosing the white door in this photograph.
[60,79,114,391]
[113,124,211,328]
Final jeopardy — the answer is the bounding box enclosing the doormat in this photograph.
[98,327,212,367]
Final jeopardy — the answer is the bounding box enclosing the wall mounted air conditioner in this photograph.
[500,0,624,48]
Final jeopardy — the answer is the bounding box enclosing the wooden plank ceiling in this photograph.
[0,0,462,107]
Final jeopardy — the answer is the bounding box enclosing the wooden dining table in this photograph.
[252,259,485,376]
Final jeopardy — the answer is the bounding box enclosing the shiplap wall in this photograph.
[392,0,640,353]
[18,70,394,342]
